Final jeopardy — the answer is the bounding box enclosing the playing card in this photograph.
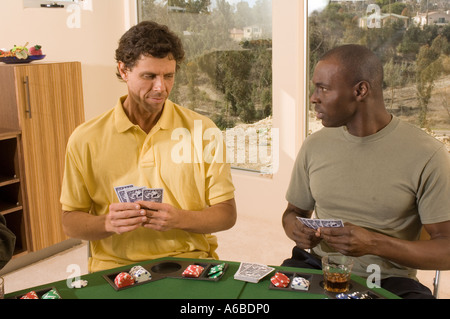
[114,184,134,203]
[321,219,344,228]
[142,188,164,203]
[296,217,343,229]
[234,262,275,283]
[125,187,145,203]
[114,185,164,204]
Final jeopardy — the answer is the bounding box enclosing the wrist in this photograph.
[366,231,384,256]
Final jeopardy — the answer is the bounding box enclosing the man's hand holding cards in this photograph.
[107,184,165,234]
[296,217,344,230]
[114,185,163,204]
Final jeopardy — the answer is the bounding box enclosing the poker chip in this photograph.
[208,263,225,276]
[270,272,290,288]
[20,291,39,299]
[41,289,61,299]
[336,291,372,299]
[114,272,135,288]
[290,276,310,291]
[182,264,204,278]
[208,270,223,278]
[71,279,88,288]
[129,265,152,283]
[208,263,225,278]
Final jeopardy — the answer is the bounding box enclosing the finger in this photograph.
[136,201,165,211]
[319,226,347,237]
[143,218,168,232]
[320,230,349,247]
[110,214,148,227]
[110,207,146,220]
[110,202,141,212]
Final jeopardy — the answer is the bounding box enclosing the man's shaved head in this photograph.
[319,44,384,91]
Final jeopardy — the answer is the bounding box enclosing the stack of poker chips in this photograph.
[208,263,226,279]
[182,265,204,278]
[20,289,61,299]
[41,289,62,299]
[20,291,39,299]
[114,265,152,288]
[129,265,152,283]
[270,272,290,288]
[290,276,310,291]
[336,291,372,299]
[114,272,135,288]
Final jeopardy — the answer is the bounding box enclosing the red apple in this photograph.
[29,45,42,56]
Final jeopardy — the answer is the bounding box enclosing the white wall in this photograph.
[0,0,133,120]
[1,0,307,265]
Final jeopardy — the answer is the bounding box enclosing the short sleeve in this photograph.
[285,145,315,211]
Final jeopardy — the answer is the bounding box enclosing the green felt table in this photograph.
[5,257,400,300]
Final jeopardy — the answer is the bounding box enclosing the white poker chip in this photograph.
[290,276,310,291]
[71,279,88,288]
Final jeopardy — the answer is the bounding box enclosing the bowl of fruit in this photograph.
[0,43,45,64]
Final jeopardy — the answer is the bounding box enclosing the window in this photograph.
[307,0,450,151]
[23,0,86,8]
[137,0,274,173]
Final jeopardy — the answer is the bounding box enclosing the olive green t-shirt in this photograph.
[286,116,450,279]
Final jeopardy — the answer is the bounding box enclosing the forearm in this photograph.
[370,232,450,270]
[178,198,237,234]
[62,210,114,241]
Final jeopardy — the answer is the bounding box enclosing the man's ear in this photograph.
[118,62,128,81]
[354,81,370,101]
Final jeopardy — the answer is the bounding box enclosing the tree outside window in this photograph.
[137,0,274,173]
[307,0,450,151]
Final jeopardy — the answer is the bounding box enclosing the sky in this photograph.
[308,0,329,15]
[223,0,258,8]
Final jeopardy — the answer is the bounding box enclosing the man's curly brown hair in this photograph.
[115,21,185,80]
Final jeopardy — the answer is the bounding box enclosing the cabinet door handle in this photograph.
[24,76,32,119]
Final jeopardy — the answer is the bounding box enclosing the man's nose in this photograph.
[153,76,165,91]
[310,89,318,104]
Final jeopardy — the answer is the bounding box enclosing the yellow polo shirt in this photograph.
[61,96,235,272]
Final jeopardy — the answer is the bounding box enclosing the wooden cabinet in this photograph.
[0,62,85,252]
[0,130,29,256]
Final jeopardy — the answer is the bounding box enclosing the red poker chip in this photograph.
[20,291,39,299]
[114,272,135,288]
[182,265,204,278]
[270,272,290,288]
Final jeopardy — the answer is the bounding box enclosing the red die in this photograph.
[114,272,135,288]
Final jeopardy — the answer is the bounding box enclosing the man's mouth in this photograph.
[315,109,324,119]
[148,96,165,103]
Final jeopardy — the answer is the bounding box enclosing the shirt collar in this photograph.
[114,95,175,133]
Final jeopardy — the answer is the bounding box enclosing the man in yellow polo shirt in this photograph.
[60,21,236,272]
